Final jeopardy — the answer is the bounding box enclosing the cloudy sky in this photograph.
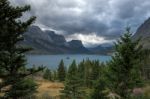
[10,0,150,47]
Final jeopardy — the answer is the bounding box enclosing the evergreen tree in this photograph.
[67,60,77,76]
[77,60,85,79]
[140,49,150,80]
[58,59,66,81]
[84,60,93,87]
[107,28,146,98]
[77,60,86,87]
[90,77,108,99]
[53,70,58,81]
[90,63,109,99]
[0,0,43,98]
[4,79,37,98]
[43,68,52,81]
[78,60,101,88]
[90,61,100,81]
[61,60,84,99]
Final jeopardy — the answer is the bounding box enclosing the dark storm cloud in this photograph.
[10,0,150,44]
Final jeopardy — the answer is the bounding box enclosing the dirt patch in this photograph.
[36,80,64,97]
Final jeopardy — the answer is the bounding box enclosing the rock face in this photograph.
[68,40,83,48]
[20,26,90,54]
[45,30,66,45]
[133,18,150,49]
[68,40,90,54]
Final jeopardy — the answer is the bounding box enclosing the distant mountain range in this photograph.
[88,43,114,55]
[133,18,150,49]
[20,17,150,55]
[20,26,113,54]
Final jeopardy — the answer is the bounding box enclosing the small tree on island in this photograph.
[0,0,43,98]
[107,28,147,98]
[58,59,66,82]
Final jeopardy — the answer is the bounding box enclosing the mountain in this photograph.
[45,30,66,45]
[133,18,150,49]
[20,26,90,54]
[68,40,90,53]
[88,43,114,55]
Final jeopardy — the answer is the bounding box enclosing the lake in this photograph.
[26,55,111,69]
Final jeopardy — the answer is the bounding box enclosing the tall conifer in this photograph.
[107,28,145,98]
[58,59,66,81]
[61,60,84,99]
[0,0,43,98]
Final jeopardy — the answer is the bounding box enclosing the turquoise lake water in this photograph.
[26,55,111,69]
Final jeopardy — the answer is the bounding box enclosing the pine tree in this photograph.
[90,62,109,99]
[53,70,58,81]
[107,28,146,98]
[140,49,150,79]
[90,77,108,99]
[84,60,93,87]
[90,61,100,81]
[0,0,43,98]
[67,60,77,76]
[78,60,85,79]
[77,60,86,87]
[4,79,37,98]
[78,60,101,88]
[43,68,52,81]
[58,59,66,82]
[61,60,84,99]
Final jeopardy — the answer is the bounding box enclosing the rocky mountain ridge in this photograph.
[133,18,150,49]
[20,26,90,54]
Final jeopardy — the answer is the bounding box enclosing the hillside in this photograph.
[133,18,150,49]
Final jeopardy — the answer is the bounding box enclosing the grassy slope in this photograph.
[36,79,64,99]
